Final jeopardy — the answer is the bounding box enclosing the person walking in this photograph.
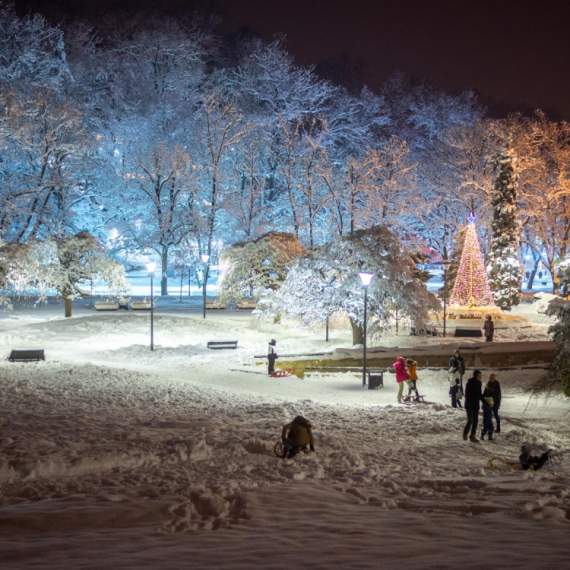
[480,381,495,440]
[393,356,408,404]
[462,369,486,442]
[267,339,278,375]
[448,349,465,408]
[483,315,495,342]
[486,373,502,433]
[404,358,420,401]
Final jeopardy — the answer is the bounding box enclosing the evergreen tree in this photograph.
[487,141,522,309]
[540,266,570,396]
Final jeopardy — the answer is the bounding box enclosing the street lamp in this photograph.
[507,256,517,310]
[146,261,157,351]
[441,259,451,338]
[188,263,192,297]
[358,271,374,388]
[200,254,210,319]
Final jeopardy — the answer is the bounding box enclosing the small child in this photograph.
[404,358,420,401]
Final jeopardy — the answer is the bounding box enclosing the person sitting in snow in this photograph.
[448,349,465,408]
[281,416,315,459]
[403,358,420,401]
[268,339,278,375]
[393,356,408,404]
[519,446,551,471]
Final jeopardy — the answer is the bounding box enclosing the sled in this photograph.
[403,395,427,403]
[270,369,294,378]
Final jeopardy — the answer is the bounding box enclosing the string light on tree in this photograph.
[449,212,495,307]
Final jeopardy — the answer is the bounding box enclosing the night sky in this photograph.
[16,0,570,120]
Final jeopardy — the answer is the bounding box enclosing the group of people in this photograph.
[392,349,503,443]
[447,348,502,442]
[393,356,420,403]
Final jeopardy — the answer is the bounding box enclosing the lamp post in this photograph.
[507,256,516,310]
[146,262,157,351]
[441,259,451,338]
[358,272,374,388]
[188,263,192,297]
[201,254,210,319]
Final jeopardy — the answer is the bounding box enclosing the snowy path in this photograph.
[0,303,569,568]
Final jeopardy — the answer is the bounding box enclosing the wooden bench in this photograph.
[237,299,257,309]
[8,349,45,362]
[205,300,225,310]
[207,341,238,350]
[130,300,152,310]
[94,301,119,311]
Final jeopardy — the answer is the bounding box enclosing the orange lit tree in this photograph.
[449,213,495,307]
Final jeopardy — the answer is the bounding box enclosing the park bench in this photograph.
[8,349,45,362]
[94,301,119,311]
[207,340,238,350]
[130,300,152,310]
[237,298,257,309]
[205,299,225,310]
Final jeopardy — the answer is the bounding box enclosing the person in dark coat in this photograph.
[486,373,502,432]
[448,349,465,408]
[519,446,550,471]
[483,315,495,342]
[480,382,495,440]
[268,339,278,374]
[462,370,486,442]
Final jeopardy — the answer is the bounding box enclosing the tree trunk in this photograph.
[350,318,363,346]
[161,248,168,296]
[528,261,539,290]
[65,297,72,318]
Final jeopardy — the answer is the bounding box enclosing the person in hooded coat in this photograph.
[393,356,408,403]
[404,358,420,400]
[480,380,495,440]
[486,373,502,433]
[281,416,315,459]
[448,349,465,408]
[483,315,495,342]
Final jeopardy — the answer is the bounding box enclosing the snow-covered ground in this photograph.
[0,298,568,569]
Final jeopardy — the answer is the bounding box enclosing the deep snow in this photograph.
[0,297,569,569]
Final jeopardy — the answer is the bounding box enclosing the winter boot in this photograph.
[469,434,480,443]
[286,449,296,459]
[463,433,468,441]
[488,433,493,441]
[480,431,485,440]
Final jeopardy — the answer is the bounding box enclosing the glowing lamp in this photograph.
[358,272,374,287]
[146,262,157,273]
[200,254,210,263]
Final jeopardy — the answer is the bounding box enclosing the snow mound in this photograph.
[532,292,558,314]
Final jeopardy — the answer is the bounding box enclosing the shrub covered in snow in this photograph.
[255,225,440,344]
[545,267,570,396]
[217,232,306,302]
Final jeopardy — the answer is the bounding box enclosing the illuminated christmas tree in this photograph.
[449,213,495,307]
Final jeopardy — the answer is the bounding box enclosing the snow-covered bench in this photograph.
[94,301,119,311]
[237,299,257,309]
[130,300,152,310]
[205,299,225,310]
